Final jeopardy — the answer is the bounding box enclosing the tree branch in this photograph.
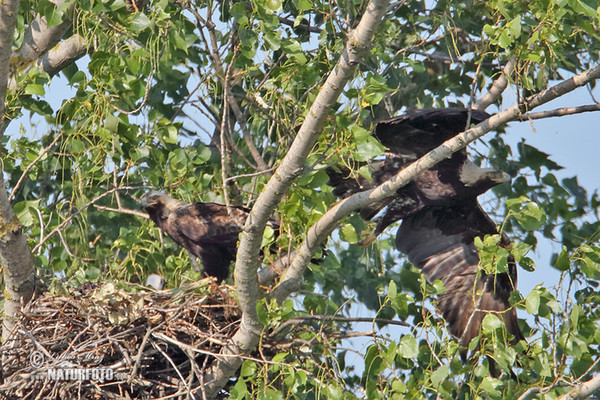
[32,186,145,254]
[8,0,83,90]
[15,0,73,63]
[9,131,64,200]
[518,104,600,120]
[201,0,391,396]
[557,375,600,400]
[474,56,516,110]
[0,0,17,121]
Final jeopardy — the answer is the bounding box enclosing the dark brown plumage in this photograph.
[395,201,524,356]
[327,108,509,243]
[140,192,278,283]
[327,108,523,373]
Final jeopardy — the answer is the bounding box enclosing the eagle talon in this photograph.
[357,231,377,247]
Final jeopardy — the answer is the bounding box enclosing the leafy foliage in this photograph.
[5,0,600,398]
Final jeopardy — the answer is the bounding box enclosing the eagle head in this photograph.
[139,191,185,220]
[459,161,510,189]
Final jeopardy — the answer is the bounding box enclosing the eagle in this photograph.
[395,201,524,372]
[327,108,509,244]
[139,191,279,283]
[327,108,523,372]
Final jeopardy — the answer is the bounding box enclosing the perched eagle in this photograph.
[327,108,509,243]
[140,191,279,283]
[395,201,524,367]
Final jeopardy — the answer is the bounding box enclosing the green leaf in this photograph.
[293,0,312,11]
[526,290,540,315]
[340,223,357,244]
[430,365,449,388]
[264,31,281,50]
[388,280,397,299]
[398,335,418,358]
[256,301,269,325]
[324,384,343,400]
[355,137,386,161]
[506,196,547,231]
[230,2,248,26]
[130,13,151,32]
[25,84,45,95]
[391,379,407,393]
[265,0,282,12]
[482,314,503,333]
[553,246,571,271]
[240,360,257,378]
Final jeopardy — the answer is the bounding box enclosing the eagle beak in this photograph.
[460,161,510,187]
[490,170,511,184]
[139,193,150,209]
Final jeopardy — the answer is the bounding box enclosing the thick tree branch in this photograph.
[8,34,87,91]
[7,0,82,90]
[557,375,600,400]
[270,63,600,302]
[201,0,391,396]
[15,0,73,63]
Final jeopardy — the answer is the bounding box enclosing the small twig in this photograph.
[223,167,277,183]
[93,204,148,219]
[270,315,409,337]
[129,328,154,381]
[57,230,97,262]
[9,131,64,200]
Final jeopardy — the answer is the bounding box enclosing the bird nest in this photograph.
[0,279,240,400]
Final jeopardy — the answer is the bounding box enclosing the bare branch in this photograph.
[474,56,516,110]
[270,315,409,337]
[93,205,149,219]
[201,0,391,396]
[518,104,600,120]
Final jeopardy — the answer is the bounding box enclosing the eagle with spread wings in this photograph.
[327,108,524,369]
[140,192,279,283]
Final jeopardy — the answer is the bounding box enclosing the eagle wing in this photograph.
[395,201,523,352]
[374,108,491,156]
[173,202,248,247]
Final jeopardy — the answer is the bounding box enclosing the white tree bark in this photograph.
[7,0,84,90]
[201,0,391,396]
[474,56,516,110]
[15,0,74,63]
